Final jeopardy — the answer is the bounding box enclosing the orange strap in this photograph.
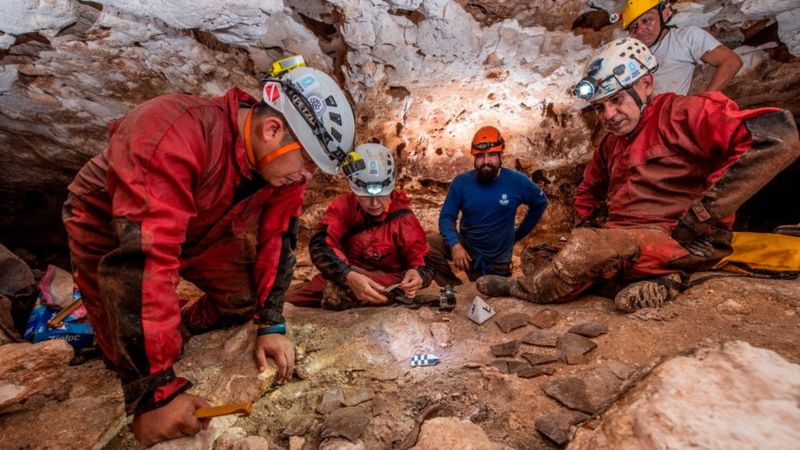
[257,142,302,172]
[243,108,302,171]
[243,108,256,167]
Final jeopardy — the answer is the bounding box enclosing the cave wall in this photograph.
[1,0,799,262]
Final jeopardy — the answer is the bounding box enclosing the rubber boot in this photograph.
[614,273,682,313]
[476,275,513,298]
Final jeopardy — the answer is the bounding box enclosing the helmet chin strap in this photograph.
[625,86,645,111]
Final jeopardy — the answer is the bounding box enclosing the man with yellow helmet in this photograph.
[621,0,742,95]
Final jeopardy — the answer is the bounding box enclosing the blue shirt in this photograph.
[439,168,548,269]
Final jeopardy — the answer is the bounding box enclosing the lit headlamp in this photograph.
[573,77,598,101]
[366,183,383,195]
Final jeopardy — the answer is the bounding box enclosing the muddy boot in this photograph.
[509,265,585,304]
[321,281,358,310]
[614,273,682,313]
[476,275,513,298]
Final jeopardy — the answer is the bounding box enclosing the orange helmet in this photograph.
[470,126,505,155]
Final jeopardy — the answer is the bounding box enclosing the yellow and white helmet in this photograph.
[261,56,356,175]
[572,38,658,103]
[346,144,396,197]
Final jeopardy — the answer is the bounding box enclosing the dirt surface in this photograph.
[104,272,800,449]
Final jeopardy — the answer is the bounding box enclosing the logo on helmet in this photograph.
[499,194,509,205]
[264,82,281,103]
[307,94,326,116]
[587,59,603,78]
[296,75,320,92]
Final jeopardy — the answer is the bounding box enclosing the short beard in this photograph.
[475,164,500,183]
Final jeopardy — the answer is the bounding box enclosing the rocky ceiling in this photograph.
[1,0,799,255]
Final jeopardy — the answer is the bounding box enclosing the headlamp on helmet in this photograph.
[347,143,396,197]
[573,38,658,103]
[261,56,356,175]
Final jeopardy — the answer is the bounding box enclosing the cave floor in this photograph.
[101,274,800,449]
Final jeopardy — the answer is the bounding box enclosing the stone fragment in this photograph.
[0,340,73,413]
[559,333,598,365]
[535,410,589,444]
[495,312,529,333]
[343,387,375,407]
[604,359,636,380]
[570,342,800,449]
[283,416,315,437]
[411,417,507,449]
[517,366,556,379]
[542,378,597,414]
[317,387,345,414]
[319,438,365,450]
[522,352,559,366]
[151,415,238,450]
[320,406,371,442]
[507,360,531,374]
[490,340,520,357]
[529,309,559,328]
[491,359,510,373]
[371,396,391,416]
[289,436,304,450]
[568,321,608,337]
[217,427,270,450]
[429,322,453,347]
[522,329,559,347]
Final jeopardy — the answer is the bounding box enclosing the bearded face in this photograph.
[474,152,502,183]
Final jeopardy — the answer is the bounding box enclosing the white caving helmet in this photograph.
[347,143,396,197]
[261,55,356,175]
[572,38,658,103]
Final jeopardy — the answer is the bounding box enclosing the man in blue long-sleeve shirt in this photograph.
[426,126,548,286]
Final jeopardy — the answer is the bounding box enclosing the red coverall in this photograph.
[62,88,303,414]
[288,190,431,307]
[513,92,798,302]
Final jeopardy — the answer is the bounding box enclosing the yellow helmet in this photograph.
[622,0,663,30]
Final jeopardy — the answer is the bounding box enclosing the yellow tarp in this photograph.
[714,232,800,274]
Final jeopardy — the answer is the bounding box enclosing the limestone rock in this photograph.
[411,417,513,450]
[216,427,270,450]
[0,340,73,413]
[150,415,238,450]
[569,341,800,449]
[176,324,277,405]
[319,438,365,450]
